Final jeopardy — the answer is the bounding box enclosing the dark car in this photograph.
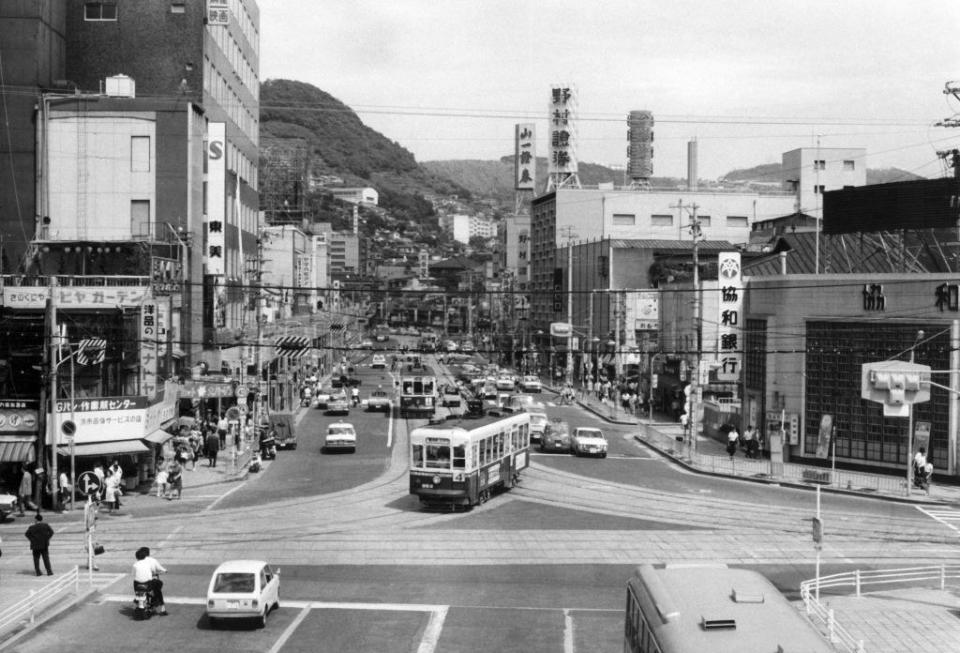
[540,420,572,453]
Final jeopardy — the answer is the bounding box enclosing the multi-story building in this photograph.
[782,147,866,218]
[439,214,471,244]
[327,187,379,206]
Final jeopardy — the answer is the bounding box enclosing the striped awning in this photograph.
[0,436,36,463]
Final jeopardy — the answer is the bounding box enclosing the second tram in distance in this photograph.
[398,363,437,418]
[409,412,530,508]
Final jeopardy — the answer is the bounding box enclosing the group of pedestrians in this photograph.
[913,447,935,494]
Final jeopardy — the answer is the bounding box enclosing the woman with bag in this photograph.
[166,460,183,501]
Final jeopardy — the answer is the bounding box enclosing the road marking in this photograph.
[204,481,246,512]
[416,605,447,653]
[101,595,447,613]
[267,606,311,653]
[917,506,960,535]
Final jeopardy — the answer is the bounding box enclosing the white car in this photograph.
[520,376,542,393]
[572,427,608,458]
[529,411,548,442]
[495,374,516,391]
[365,388,392,412]
[0,491,19,521]
[371,354,386,369]
[325,422,357,453]
[206,560,280,628]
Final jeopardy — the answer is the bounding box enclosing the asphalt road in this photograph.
[7,345,951,652]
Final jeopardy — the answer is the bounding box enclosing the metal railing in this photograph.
[0,566,80,638]
[799,565,960,653]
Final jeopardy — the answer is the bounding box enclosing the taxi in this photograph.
[324,422,357,453]
[572,427,608,457]
[206,560,280,628]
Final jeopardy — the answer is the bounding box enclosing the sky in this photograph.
[257,0,960,180]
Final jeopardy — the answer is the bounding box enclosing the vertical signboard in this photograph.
[548,85,578,178]
[140,299,158,398]
[207,1,229,25]
[206,122,226,275]
[716,252,742,382]
[514,123,536,190]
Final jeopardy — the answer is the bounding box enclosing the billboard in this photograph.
[823,178,960,234]
[716,252,742,382]
[206,122,226,275]
[514,123,536,190]
[548,85,578,177]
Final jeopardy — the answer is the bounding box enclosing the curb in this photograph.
[0,584,101,652]
[631,433,957,507]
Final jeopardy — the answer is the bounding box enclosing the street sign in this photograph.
[549,322,572,338]
[77,471,102,496]
[61,420,76,436]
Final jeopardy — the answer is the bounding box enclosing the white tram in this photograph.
[409,412,530,507]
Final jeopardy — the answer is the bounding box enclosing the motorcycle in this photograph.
[133,579,157,620]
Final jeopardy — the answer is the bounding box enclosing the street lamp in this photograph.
[906,330,924,496]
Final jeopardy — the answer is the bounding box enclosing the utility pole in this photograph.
[672,199,702,454]
[559,226,578,386]
[48,277,60,511]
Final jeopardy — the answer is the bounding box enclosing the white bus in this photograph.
[409,412,530,508]
[624,564,834,653]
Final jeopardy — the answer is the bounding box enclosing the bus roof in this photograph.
[628,565,834,653]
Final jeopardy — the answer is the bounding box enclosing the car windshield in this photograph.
[212,572,256,593]
[578,430,603,439]
[328,426,354,436]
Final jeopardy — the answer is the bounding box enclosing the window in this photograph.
[814,184,825,194]
[698,215,711,227]
[726,216,748,228]
[843,160,855,171]
[131,200,150,237]
[612,213,636,226]
[814,159,826,170]
[651,214,673,226]
[170,3,186,13]
[131,136,150,172]
[84,2,117,20]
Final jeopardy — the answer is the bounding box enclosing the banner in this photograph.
[206,122,226,275]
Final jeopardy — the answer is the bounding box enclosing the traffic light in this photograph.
[861,361,931,417]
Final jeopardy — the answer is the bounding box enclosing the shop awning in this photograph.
[144,429,175,445]
[57,440,149,457]
[0,436,36,463]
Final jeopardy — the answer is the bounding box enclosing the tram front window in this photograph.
[453,444,466,469]
[426,444,451,468]
[411,444,424,467]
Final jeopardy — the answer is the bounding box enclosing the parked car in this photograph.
[326,392,350,416]
[324,422,357,453]
[540,420,572,453]
[459,342,476,354]
[520,375,542,393]
[365,387,392,412]
[0,491,19,522]
[572,427,608,457]
[205,560,280,628]
[371,354,387,369]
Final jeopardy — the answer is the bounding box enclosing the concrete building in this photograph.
[259,225,309,319]
[439,214,471,244]
[782,147,866,218]
[497,215,531,288]
[327,187,379,206]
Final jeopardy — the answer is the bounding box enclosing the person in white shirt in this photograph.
[133,546,168,615]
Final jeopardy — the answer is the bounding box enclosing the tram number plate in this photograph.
[421,483,433,488]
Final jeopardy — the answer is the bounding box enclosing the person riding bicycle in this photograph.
[133,546,168,616]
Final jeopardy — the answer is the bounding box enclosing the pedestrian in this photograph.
[25,513,54,576]
[108,459,122,480]
[58,471,71,509]
[205,428,220,467]
[17,464,32,515]
[217,412,228,449]
[742,425,758,459]
[726,426,739,459]
[93,461,106,501]
[923,459,934,495]
[155,466,169,498]
[166,459,182,500]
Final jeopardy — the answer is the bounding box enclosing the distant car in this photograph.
[313,388,332,409]
[324,422,357,453]
[520,375,542,393]
[360,339,374,349]
[206,560,280,628]
[365,388,392,412]
[376,333,389,342]
[459,342,476,354]
[540,420,572,453]
[371,354,387,369]
[572,427,608,458]
[502,394,538,413]
[444,340,458,352]
[495,374,515,392]
[441,384,462,408]
[326,392,350,415]
[0,491,19,522]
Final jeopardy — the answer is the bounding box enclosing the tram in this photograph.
[624,564,834,653]
[409,412,530,508]
[398,363,437,418]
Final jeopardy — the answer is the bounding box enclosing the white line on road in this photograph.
[416,606,448,653]
[204,480,247,512]
[267,605,311,653]
[918,506,960,535]
[100,595,447,613]
[563,608,574,653]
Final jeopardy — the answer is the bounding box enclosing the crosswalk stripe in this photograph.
[917,506,960,535]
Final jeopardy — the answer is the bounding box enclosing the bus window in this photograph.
[426,444,451,469]
[453,443,466,468]
[411,444,424,467]
[484,437,492,464]
[471,443,479,469]
[497,433,504,458]
[424,379,434,394]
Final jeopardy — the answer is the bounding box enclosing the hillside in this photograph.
[721,162,925,185]
[259,79,471,220]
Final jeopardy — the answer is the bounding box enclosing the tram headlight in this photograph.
[432,475,441,485]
